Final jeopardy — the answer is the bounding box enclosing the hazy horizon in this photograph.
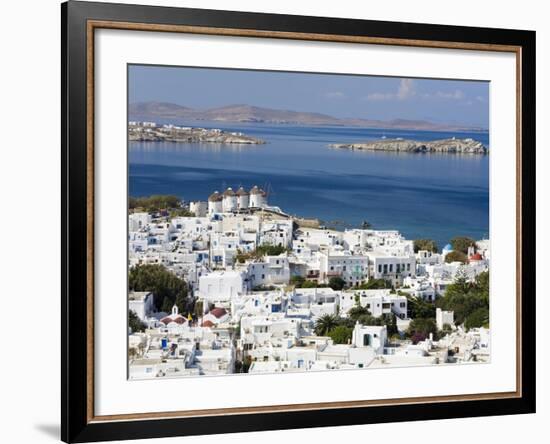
[129,65,489,128]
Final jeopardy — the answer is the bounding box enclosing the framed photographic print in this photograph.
[61,1,536,442]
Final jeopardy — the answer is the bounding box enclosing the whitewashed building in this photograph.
[128,291,155,322]
[319,248,369,287]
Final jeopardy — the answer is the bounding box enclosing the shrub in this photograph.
[450,236,477,254]
[129,264,189,312]
[328,277,346,290]
[414,239,438,253]
[328,325,353,344]
[128,310,146,333]
[444,250,468,264]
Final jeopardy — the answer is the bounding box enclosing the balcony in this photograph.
[326,271,342,277]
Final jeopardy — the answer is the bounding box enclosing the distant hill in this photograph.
[129,101,486,132]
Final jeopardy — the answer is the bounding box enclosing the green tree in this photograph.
[444,250,468,264]
[407,296,436,319]
[436,271,489,326]
[464,307,489,330]
[314,314,339,336]
[328,276,346,290]
[407,318,437,343]
[358,279,392,290]
[169,208,195,217]
[414,239,439,253]
[128,347,138,360]
[348,304,371,321]
[174,292,188,316]
[385,313,399,337]
[161,296,174,314]
[256,244,288,256]
[476,270,489,294]
[128,309,146,333]
[327,325,353,344]
[356,314,381,326]
[290,275,306,287]
[129,194,182,212]
[301,280,321,288]
[129,264,188,311]
[450,236,477,254]
[440,323,454,335]
[194,300,204,318]
[242,356,253,373]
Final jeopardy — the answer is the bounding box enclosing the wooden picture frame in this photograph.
[62,1,536,442]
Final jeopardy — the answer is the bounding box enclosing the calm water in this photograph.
[129,122,489,249]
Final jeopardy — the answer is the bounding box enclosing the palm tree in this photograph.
[348,305,370,321]
[314,314,339,336]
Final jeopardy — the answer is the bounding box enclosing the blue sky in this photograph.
[129,65,489,128]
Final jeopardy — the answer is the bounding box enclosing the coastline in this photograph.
[128,121,266,145]
[329,138,488,155]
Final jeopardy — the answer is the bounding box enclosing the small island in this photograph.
[128,121,265,144]
[329,138,487,155]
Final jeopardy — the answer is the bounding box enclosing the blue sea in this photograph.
[129,122,489,250]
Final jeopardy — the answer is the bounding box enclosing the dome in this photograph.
[208,191,223,202]
[160,314,186,325]
[443,244,453,251]
[223,187,236,197]
[250,185,266,196]
[236,187,249,196]
[209,307,227,319]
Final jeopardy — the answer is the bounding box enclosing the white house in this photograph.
[260,220,293,248]
[369,253,416,286]
[198,270,248,307]
[128,291,155,322]
[202,307,230,326]
[189,201,207,217]
[129,212,152,232]
[340,289,408,320]
[296,228,343,249]
[319,248,369,287]
[289,287,339,318]
[351,323,387,354]
[436,307,455,330]
[246,255,290,288]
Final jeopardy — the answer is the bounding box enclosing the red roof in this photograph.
[469,253,483,261]
[160,315,186,325]
[209,307,227,319]
[202,320,215,328]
